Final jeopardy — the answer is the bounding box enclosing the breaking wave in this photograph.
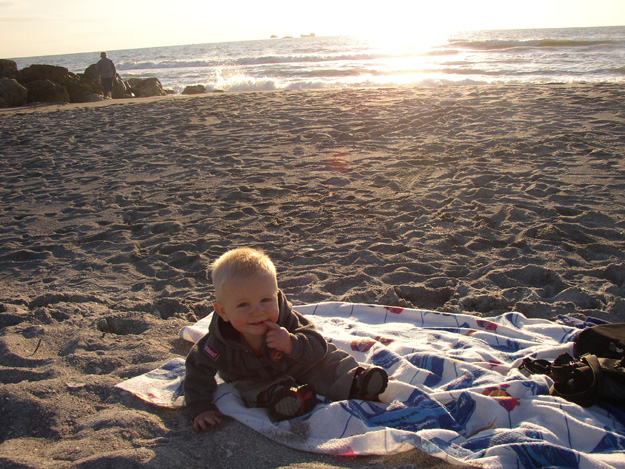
[446,38,620,52]
[12,25,625,94]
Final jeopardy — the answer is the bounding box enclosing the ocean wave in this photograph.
[13,25,625,94]
[539,39,617,48]
[116,54,391,71]
[234,53,376,65]
[180,69,501,93]
[117,59,236,71]
[446,38,618,52]
[422,49,460,57]
[119,52,434,71]
[204,77,493,92]
[441,68,506,76]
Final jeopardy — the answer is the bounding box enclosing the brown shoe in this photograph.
[269,384,316,421]
[350,367,388,400]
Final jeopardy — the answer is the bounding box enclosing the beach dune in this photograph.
[1,84,625,468]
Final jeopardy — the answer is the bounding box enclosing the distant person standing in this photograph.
[97,52,116,99]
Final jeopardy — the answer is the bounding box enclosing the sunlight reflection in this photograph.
[350,29,458,86]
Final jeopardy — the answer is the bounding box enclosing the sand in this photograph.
[1,83,625,468]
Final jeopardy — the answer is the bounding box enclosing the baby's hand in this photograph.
[264,320,293,355]
[193,410,224,432]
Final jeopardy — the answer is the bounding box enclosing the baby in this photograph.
[184,247,388,431]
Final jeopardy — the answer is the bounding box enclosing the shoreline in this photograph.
[1,82,625,467]
[2,81,623,114]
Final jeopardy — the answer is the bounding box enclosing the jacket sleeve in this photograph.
[282,307,328,364]
[183,335,220,420]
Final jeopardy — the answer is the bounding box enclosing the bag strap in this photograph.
[551,354,603,407]
[519,357,553,376]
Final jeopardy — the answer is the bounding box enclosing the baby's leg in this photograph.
[233,376,294,407]
[300,343,361,401]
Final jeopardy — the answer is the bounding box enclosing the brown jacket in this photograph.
[183,291,329,419]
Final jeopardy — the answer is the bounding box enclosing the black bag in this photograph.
[574,323,625,359]
[520,323,625,407]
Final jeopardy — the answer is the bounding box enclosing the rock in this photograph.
[127,77,167,98]
[2,61,166,107]
[18,64,119,103]
[24,79,70,103]
[8,64,90,103]
[64,73,102,103]
[83,64,100,82]
[182,84,206,95]
[112,76,133,99]
[0,59,19,79]
[0,77,28,107]
[19,64,69,84]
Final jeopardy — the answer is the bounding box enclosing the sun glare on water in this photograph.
[353,26,456,86]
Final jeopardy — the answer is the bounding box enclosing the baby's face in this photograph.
[215,274,280,342]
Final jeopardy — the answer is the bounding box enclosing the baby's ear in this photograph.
[214,302,229,321]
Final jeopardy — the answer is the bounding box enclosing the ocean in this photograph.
[10,25,625,94]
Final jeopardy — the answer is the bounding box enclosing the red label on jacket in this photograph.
[204,343,219,360]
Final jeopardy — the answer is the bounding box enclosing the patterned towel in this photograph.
[116,302,625,468]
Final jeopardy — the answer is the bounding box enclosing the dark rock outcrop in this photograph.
[112,76,133,99]
[83,64,100,82]
[126,77,167,97]
[182,84,207,95]
[127,77,167,98]
[0,59,171,107]
[0,77,28,107]
[0,59,20,79]
[24,79,70,103]
[65,73,102,103]
[19,64,69,85]
[13,64,101,104]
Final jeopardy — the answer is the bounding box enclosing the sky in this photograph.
[2,0,625,59]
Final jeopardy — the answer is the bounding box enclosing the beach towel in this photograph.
[116,302,625,468]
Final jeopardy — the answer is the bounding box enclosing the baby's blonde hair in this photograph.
[211,247,277,299]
